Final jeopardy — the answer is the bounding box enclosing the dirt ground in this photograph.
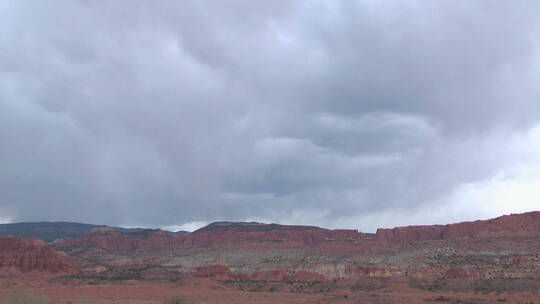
[2,278,540,304]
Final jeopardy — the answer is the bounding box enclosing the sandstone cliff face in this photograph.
[57,226,362,251]
[58,229,176,251]
[376,211,540,243]
[0,236,76,273]
[180,229,361,248]
[375,225,445,243]
[443,211,540,239]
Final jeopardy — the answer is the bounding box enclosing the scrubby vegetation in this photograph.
[3,291,188,304]
[162,296,192,304]
[3,292,93,304]
[3,292,52,304]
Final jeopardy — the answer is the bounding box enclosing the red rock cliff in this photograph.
[0,236,76,273]
[57,227,176,251]
[57,225,362,251]
[376,211,540,243]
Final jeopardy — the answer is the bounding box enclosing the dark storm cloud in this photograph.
[1,1,540,230]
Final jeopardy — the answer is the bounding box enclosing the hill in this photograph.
[193,221,325,233]
[0,222,188,243]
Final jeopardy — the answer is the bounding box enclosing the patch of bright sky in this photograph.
[332,124,540,233]
[162,221,209,233]
[452,124,540,218]
[0,212,14,224]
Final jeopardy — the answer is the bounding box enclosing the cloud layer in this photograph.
[1,1,540,231]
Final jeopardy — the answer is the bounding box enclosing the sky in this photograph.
[1,1,540,232]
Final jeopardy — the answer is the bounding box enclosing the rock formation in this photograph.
[57,224,362,251]
[0,236,76,274]
[375,211,540,243]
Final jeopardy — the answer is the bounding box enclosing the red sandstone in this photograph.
[376,211,540,243]
[0,236,77,274]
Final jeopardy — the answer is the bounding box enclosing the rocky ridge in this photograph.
[57,223,362,251]
[0,236,76,274]
[375,211,540,242]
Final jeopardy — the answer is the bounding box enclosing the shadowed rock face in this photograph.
[0,236,76,273]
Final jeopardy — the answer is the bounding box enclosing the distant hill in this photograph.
[0,222,188,243]
[0,222,99,243]
[193,221,325,233]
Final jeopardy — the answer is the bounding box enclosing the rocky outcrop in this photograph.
[375,225,445,243]
[57,225,362,251]
[178,228,361,248]
[0,236,76,273]
[443,211,540,239]
[57,227,177,251]
[376,211,540,243]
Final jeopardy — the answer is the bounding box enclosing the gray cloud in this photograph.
[1,0,540,231]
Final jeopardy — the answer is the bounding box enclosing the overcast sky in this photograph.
[1,1,540,232]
